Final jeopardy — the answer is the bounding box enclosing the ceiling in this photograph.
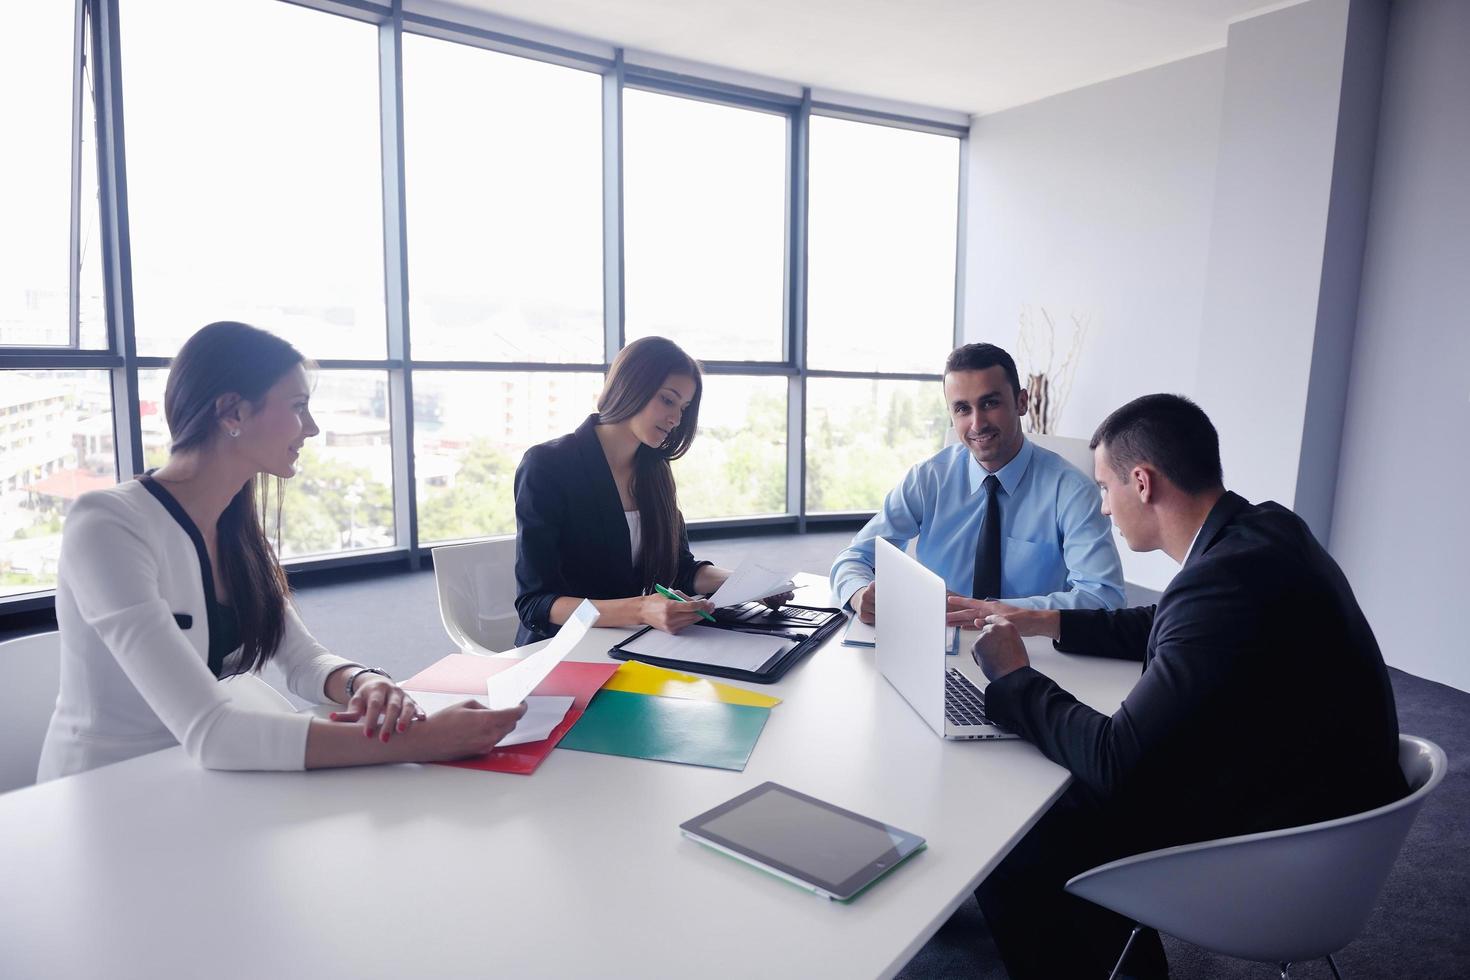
[439,0,1304,116]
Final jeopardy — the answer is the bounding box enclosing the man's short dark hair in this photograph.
[1089,394,1224,494]
[944,343,1021,395]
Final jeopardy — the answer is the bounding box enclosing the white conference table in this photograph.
[0,575,1140,980]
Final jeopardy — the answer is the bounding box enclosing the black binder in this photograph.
[607,601,845,684]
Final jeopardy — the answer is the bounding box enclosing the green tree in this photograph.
[279,446,393,556]
[418,438,519,542]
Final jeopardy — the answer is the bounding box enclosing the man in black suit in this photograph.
[951,394,1405,979]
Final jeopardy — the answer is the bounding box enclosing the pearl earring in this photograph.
[228,428,240,439]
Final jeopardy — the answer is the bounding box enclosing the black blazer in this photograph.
[513,414,710,646]
[986,491,1406,853]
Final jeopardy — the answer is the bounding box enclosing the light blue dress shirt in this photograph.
[830,438,1125,611]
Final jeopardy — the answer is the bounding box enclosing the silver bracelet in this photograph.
[345,666,390,697]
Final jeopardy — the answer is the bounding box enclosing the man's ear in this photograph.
[1014,386,1029,418]
[1133,465,1154,504]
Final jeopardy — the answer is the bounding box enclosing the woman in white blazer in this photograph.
[38,322,526,781]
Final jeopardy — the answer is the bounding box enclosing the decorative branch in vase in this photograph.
[1015,306,1089,435]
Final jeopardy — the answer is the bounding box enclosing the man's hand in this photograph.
[851,583,876,625]
[971,615,1030,682]
[948,597,1061,640]
[946,596,1024,627]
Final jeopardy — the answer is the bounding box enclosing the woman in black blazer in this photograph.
[513,337,784,645]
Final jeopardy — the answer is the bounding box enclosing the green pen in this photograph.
[653,582,718,623]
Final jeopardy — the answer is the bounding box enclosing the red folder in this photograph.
[402,654,619,775]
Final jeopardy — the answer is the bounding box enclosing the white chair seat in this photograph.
[1066,734,1447,974]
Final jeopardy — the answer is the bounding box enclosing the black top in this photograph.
[513,414,711,646]
[139,474,242,678]
[986,491,1407,853]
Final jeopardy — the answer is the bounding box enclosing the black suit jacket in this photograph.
[513,414,710,646]
[986,491,1406,853]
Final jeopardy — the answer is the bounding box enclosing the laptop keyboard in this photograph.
[945,668,992,727]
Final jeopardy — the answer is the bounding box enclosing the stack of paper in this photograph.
[401,652,618,775]
[404,691,574,747]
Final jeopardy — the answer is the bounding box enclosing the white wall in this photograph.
[963,50,1226,590]
[1194,0,1384,541]
[1331,0,1470,692]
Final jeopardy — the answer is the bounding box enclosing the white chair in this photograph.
[1030,431,1094,476]
[0,631,62,794]
[431,536,520,655]
[1066,734,1448,980]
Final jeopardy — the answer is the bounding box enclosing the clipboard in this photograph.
[608,601,844,684]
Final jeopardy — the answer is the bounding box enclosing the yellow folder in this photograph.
[603,659,781,708]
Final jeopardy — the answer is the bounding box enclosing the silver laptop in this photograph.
[875,538,1017,741]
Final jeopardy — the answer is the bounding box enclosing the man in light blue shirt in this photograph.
[832,343,1124,623]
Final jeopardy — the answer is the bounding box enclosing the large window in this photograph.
[675,375,787,521]
[807,116,959,374]
[0,1,965,610]
[1,371,119,597]
[403,35,603,363]
[1,2,105,349]
[121,0,386,360]
[413,371,605,543]
[623,89,787,363]
[806,378,947,513]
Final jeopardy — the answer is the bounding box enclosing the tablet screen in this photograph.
[681,782,925,899]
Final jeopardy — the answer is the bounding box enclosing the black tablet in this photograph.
[680,782,926,902]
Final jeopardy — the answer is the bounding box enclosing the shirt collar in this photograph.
[968,437,1034,497]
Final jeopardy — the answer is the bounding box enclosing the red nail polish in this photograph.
[381,733,389,743]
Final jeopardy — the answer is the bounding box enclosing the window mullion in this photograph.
[378,0,419,565]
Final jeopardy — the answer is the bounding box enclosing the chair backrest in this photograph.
[431,536,520,655]
[0,631,62,794]
[1065,735,1447,964]
[1030,432,1094,477]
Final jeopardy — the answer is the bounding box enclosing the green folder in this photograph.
[558,689,770,771]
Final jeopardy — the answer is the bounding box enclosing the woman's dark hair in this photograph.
[164,321,305,673]
[1089,393,1224,494]
[596,337,703,591]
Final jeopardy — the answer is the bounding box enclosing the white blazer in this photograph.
[37,479,354,782]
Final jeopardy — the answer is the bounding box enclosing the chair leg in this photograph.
[1326,953,1345,980]
[1107,925,1143,980]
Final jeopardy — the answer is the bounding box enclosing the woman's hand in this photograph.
[329,678,423,743]
[640,591,714,634]
[419,701,529,760]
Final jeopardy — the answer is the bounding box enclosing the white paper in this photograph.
[404,690,475,716]
[842,616,876,647]
[483,599,597,709]
[403,691,574,746]
[626,626,787,673]
[707,558,796,609]
[496,695,575,746]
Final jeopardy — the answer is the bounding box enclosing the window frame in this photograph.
[0,0,967,614]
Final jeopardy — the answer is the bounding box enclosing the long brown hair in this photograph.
[163,321,304,673]
[597,337,703,591]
